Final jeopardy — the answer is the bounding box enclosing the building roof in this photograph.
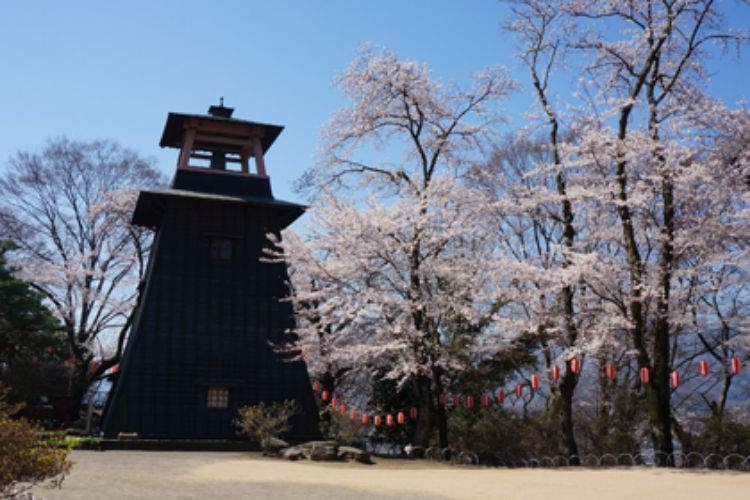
[159,112,284,153]
[132,188,306,229]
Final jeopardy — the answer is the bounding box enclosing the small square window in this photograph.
[207,387,229,409]
[210,238,232,260]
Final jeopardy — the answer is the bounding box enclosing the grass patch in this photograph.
[40,431,101,450]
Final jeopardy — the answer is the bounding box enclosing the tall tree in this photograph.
[565,0,747,463]
[0,138,163,412]
[504,0,749,463]
[505,0,583,459]
[0,240,63,377]
[283,47,517,448]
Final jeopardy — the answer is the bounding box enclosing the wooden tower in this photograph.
[102,103,318,441]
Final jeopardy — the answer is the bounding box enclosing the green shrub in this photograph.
[326,409,364,446]
[693,413,750,455]
[234,400,298,451]
[448,407,566,464]
[39,433,100,450]
[0,386,72,498]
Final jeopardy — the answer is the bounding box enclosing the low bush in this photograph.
[325,409,364,446]
[0,385,72,498]
[692,412,750,455]
[234,400,298,451]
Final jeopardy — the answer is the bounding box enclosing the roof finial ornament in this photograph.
[207,99,234,118]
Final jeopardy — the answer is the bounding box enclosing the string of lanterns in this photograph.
[311,356,743,429]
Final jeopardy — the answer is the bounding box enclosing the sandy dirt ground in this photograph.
[31,450,750,500]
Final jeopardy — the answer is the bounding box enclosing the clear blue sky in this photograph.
[1,0,748,205]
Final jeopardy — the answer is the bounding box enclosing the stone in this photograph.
[116,432,139,441]
[404,445,425,459]
[262,437,291,457]
[338,445,373,464]
[268,437,290,450]
[281,446,304,461]
[309,441,339,461]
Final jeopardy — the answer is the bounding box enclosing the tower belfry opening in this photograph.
[102,105,318,442]
[160,100,272,176]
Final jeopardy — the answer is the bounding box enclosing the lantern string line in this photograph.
[310,357,742,430]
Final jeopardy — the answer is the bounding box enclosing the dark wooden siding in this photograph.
[103,196,318,440]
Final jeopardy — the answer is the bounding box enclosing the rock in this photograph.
[338,445,373,464]
[281,446,304,461]
[262,437,290,457]
[116,432,139,441]
[268,437,290,450]
[404,445,425,459]
[297,440,338,450]
[309,441,339,461]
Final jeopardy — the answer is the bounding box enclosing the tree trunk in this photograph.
[559,368,579,461]
[594,359,613,455]
[413,375,434,447]
[651,291,674,464]
[436,401,448,449]
[615,98,675,464]
[718,370,732,417]
[648,84,675,463]
[69,370,89,425]
[545,72,580,461]
[431,367,449,449]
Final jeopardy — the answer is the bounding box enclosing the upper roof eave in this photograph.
[159,112,284,152]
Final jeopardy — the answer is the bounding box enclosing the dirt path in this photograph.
[32,450,750,500]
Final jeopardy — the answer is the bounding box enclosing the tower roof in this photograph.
[133,104,305,230]
[132,188,305,229]
[159,112,283,154]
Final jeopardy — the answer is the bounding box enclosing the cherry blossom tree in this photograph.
[282,47,518,447]
[0,138,163,412]
[504,0,749,463]
[504,0,586,459]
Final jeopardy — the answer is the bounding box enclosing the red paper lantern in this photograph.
[515,384,523,398]
[65,354,75,366]
[331,398,338,409]
[350,409,357,420]
[640,367,650,385]
[312,381,321,393]
[531,373,540,390]
[497,389,505,405]
[466,395,475,409]
[569,357,581,375]
[386,414,395,427]
[698,360,709,377]
[551,365,560,381]
[439,394,447,406]
[361,413,370,425]
[410,407,418,420]
[46,346,54,354]
[605,362,616,380]
[670,370,680,388]
[374,415,382,427]
[397,412,406,425]
[452,394,460,407]
[731,356,741,375]
[111,364,120,374]
[321,390,330,402]
[340,404,347,415]
[481,394,490,408]
[88,359,97,372]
